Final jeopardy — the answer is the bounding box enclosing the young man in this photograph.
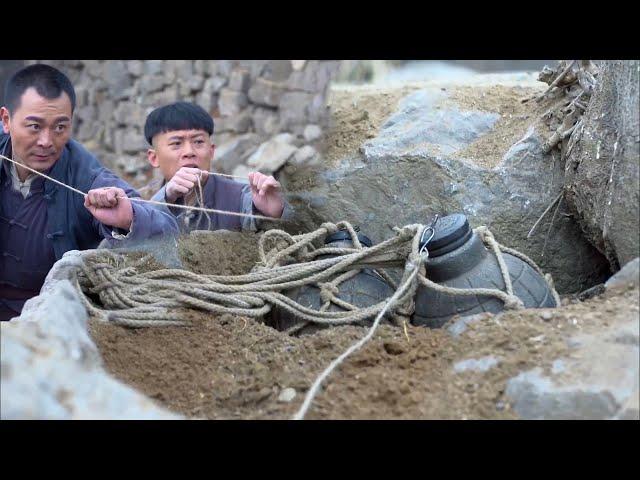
[145,102,292,233]
[0,64,179,320]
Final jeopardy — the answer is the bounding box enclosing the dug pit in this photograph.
[87,230,637,419]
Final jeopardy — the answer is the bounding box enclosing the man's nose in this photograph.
[37,129,53,148]
[182,142,196,157]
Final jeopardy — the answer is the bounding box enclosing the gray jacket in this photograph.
[151,175,293,233]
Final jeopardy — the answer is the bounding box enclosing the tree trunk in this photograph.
[564,60,640,271]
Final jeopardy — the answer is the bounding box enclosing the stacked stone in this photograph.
[27,60,339,189]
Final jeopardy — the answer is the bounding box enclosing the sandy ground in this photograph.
[323,78,560,170]
[88,231,638,419]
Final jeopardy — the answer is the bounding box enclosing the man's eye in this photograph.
[27,124,40,131]
[170,142,180,147]
[55,124,68,132]
[195,140,205,145]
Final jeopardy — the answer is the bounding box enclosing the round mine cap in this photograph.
[421,213,472,257]
[325,230,373,247]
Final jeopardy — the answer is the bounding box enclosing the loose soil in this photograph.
[322,80,566,171]
[88,230,639,419]
[322,84,424,166]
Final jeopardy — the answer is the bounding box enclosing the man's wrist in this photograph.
[165,189,177,203]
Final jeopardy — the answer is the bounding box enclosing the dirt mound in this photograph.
[322,81,559,170]
[323,85,423,166]
[446,85,560,169]
[88,232,639,419]
[178,230,261,275]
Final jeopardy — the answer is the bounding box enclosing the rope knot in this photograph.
[319,283,340,304]
[119,267,137,277]
[503,295,525,310]
[475,225,491,242]
[406,252,424,271]
[320,222,339,236]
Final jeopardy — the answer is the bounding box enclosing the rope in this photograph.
[0,154,282,222]
[293,256,423,420]
[69,218,562,419]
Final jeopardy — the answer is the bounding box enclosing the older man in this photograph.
[0,64,178,320]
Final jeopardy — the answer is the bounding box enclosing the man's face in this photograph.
[1,87,73,172]
[147,129,215,181]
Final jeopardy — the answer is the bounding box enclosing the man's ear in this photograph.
[147,148,159,168]
[1,107,11,134]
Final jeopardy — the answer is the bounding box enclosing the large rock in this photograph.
[505,311,639,419]
[564,60,640,271]
[280,84,611,293]
[0,251,181,419]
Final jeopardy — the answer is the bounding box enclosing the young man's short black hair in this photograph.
[4,64,77,114]
[144,102,214,145]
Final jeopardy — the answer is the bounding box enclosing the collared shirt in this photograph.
[9,161,38,199]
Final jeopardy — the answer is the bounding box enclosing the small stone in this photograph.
[218,89,248,117]
[145,60,164,76]
[231,164,252,182]
[248,78,287,108]
[605,257,639,291]
[453,356,499,373]
[140,75,164,93]
[273,133,295,145]
[291,60,306,71]
[228,68,251,93]
[383,341,405,356]
[126,60,144,77]
[292,145,319,166]
[203,76,228,94]
[253,107,280,136]
[540,311,553,321]
[247,138,297,173]
[278,388,296,403]
[303,124,322,142]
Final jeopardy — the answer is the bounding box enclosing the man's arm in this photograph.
[239,183,294,232]
[88,169,179,243]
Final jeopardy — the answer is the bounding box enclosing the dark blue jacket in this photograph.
[0,132,178,319]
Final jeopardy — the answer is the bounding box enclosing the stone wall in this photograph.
[26,60,339,191]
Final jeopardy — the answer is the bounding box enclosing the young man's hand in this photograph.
[248,172,284,218]
[84,187,134,230]
[165,167,209,203]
